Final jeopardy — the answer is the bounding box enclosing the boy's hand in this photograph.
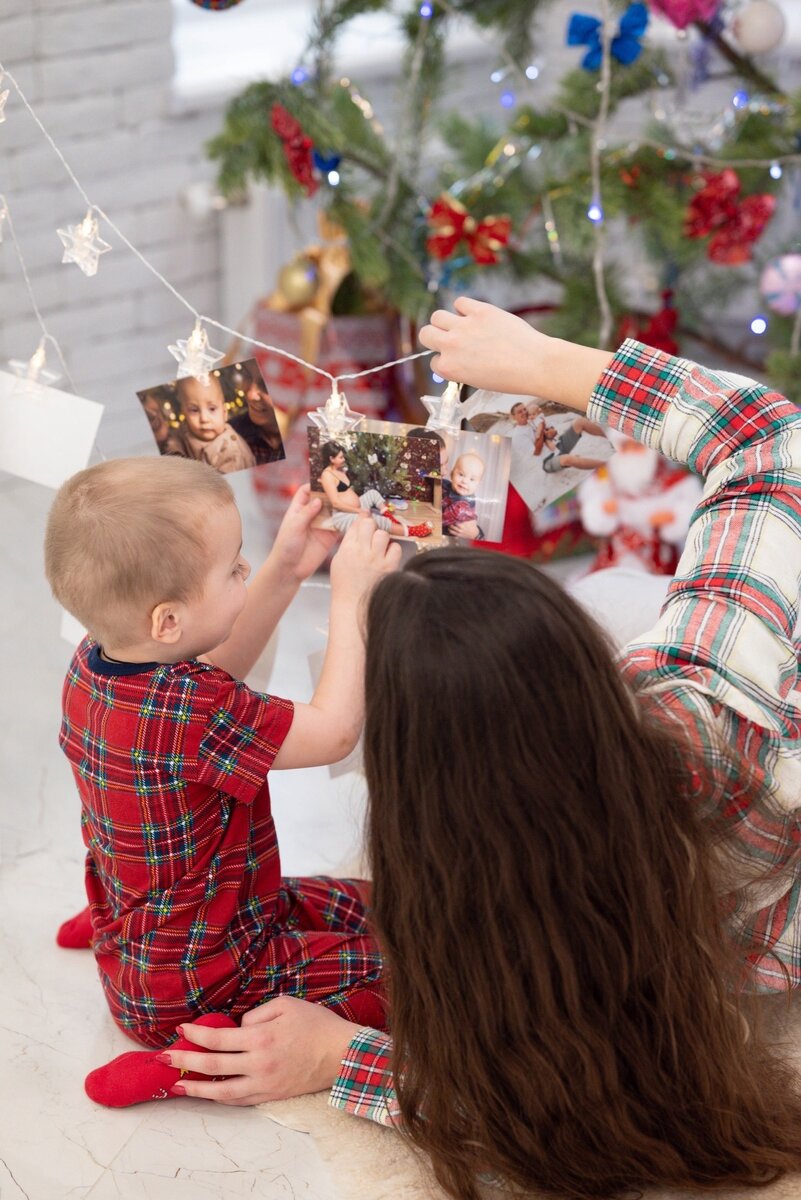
[271,485,337,583]
[330,514,401,605]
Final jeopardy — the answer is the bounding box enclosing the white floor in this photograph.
[0,469,380,1199]
[0,465,677,1199]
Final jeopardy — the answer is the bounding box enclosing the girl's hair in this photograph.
[363,549,801,1200]
[321,441,346,467]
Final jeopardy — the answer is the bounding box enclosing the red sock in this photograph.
[56,906,94,949]
[406,521,434,538]
[84,1013,237,1107]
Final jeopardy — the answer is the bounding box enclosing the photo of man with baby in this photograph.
[307,426,441,542]
[137,359,285,475]
[462,390,611,513]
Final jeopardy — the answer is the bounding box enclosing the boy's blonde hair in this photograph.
[45,456,233,646]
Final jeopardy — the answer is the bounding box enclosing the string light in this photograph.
[770,162,783,179]
[587,199,604,223]
[327,169,340,186]
[8,337,62,387]
[500,90,516,109]
[419,2,434,16]
[750,316,768,334]
[732,90,750,110]
[489,68,507,83]
[525,63,540,80]
[290,66,310,86]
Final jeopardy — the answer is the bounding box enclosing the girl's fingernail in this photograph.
[170,1083,186,1096]
[154,1054,171,1065]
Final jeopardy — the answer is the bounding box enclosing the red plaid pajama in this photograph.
[60,643,385,1048]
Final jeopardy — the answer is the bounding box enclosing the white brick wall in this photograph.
[0,0,223,457]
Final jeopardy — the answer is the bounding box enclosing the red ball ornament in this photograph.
[648,0,720,31]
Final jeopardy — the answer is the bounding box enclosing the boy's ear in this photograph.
[150,601,183,645]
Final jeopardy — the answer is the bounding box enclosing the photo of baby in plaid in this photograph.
[45,455,398,1107]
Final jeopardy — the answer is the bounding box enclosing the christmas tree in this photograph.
[207,0,801,399]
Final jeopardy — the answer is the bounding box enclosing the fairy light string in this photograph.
[0,63,432,398]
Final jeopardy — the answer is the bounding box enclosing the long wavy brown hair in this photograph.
[363,549,801,1200]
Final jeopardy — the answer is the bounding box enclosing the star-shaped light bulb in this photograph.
[8,338,63,387]
[421,379,463,434]
[57,209,111,277]
[167,321,225,384]
[308,381,364,435]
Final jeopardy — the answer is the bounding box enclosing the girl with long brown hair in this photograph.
[113,300,801,1200]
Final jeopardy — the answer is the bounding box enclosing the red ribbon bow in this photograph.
[271,103,319,198]
[426,194,512,266]
[684,169,775,265]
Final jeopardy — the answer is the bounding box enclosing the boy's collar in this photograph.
[88,644,160,677]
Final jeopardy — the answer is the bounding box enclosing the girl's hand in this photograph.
[330,513,402,606]
[166,997,363,1106]
[271,485,337,582]
[419,296,553,397]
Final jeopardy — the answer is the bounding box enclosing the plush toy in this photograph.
[577,430,702,574]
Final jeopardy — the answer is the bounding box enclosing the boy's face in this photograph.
[510,403,529,426]
[451,454,485,497]
[180,376,227,441]
[180,501,251,656]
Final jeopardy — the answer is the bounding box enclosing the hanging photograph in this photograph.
[307,425,441,542]
[460,389,613,514]
[0,370,104,490]
[136,358,285,474]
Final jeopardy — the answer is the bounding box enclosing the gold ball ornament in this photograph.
[731,0,786,55]
[277,255,320,308]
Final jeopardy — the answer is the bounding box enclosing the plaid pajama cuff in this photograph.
[329,1027,400,1126]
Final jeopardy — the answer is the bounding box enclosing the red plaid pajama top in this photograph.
[60,647,385,1047]
[329,337,801,1125]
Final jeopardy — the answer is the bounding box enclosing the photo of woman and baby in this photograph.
[307,427,442,542]
[137,359,285,475]
[308,421,511,544]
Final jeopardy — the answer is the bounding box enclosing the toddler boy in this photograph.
[45,455,398,1101]
[442,451,485,539]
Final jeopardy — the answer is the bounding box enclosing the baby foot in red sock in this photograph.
[406,521,434,538]
[56,905,93,949]
[84,1013,237,1107]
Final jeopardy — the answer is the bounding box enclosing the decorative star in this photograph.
[0,87,9,124]
[167,322,225,384]
[308,382,364,435]
[8,338,62,387]
[421,380,463,435]
[57,210,111,277]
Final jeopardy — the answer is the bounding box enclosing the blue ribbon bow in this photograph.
[567,2,649,71]
[313,150,342,174]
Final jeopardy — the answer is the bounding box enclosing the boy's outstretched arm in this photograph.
[420,296,613,411]
[205,486,336,680]
[273,515,401,769]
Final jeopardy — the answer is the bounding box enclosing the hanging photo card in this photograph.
[136,358,285,475]
[307,425,441,543]
[0,370,104,490]
[460,389,613,514]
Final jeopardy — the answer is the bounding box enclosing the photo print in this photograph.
[460,389,613,514]
[0,369,104,490]
[307,425,442,543]
[137,358,285,476]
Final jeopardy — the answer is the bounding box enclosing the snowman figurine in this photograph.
[577,430,703,574]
